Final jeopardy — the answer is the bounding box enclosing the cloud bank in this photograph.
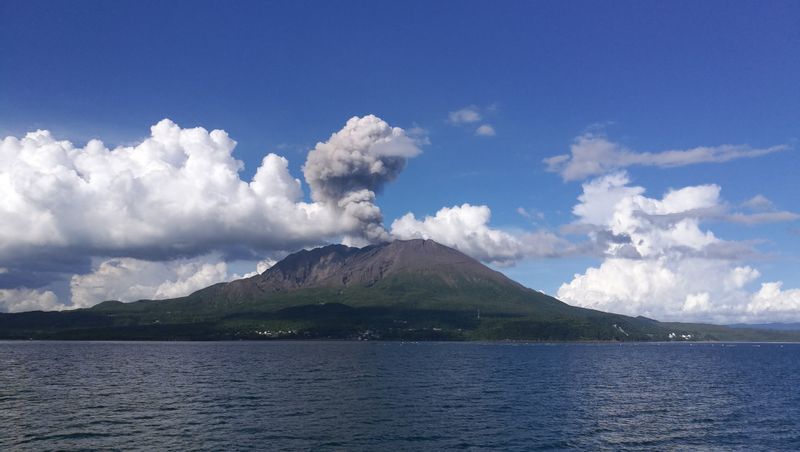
[1,120,312,262]
[0,288,61,313]
[557,173,800,323]
[69,256,232,309]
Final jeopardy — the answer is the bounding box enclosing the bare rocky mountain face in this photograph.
[200,239,529,301]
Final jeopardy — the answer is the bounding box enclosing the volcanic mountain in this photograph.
[197,239,537,305]
[1,239,797,341]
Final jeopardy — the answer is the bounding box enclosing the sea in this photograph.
[1,341,799,451]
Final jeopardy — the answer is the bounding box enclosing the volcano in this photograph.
[1,239,796,342]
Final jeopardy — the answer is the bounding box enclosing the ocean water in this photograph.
[1,341,799,451]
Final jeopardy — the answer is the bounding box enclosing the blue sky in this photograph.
[1,1,798,322]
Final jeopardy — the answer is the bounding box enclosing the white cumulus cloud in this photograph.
[0,116,420,285]
[69,256,232,308]
[558,257,760,322]
[390,203,567,266]
[573,173,721,258]
[239,258,279,279]
[557,173,800,323]
[0,288,62,313]
[748,282,800,319]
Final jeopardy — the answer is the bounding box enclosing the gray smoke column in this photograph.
[303,115,422,241]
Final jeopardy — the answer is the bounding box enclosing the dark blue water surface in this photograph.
[1,341,799,451]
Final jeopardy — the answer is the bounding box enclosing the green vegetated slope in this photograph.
[1,240,797,342]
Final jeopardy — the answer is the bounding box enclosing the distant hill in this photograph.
[1,239,799,341]
[728,323,800,332]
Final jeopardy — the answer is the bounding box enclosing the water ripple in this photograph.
[1,341,799,450]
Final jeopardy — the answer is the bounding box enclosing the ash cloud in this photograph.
[303,115,422,241]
